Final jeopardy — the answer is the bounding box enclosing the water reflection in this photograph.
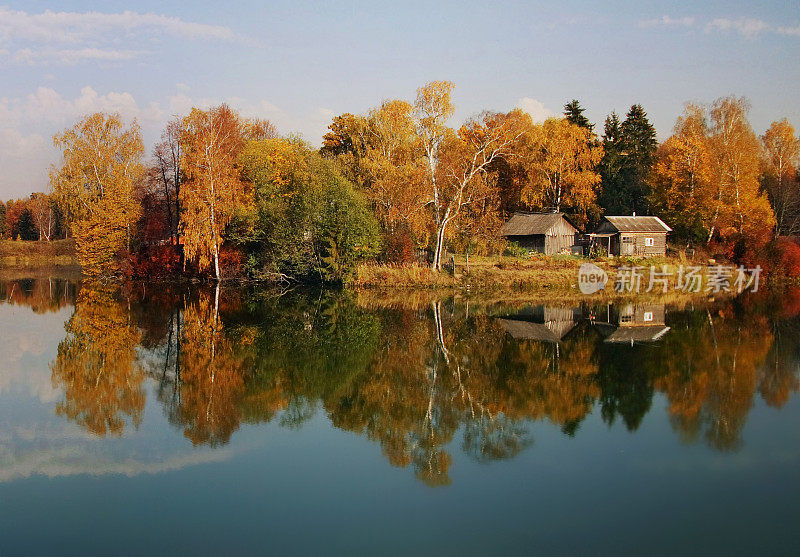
[2,277,799,485]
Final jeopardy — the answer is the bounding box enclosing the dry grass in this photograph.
[0,239,78,269]
[352,263,456,288]
[353,252,744,301]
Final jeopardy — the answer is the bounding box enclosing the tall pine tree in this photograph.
[598,104,657,215]
[564,100,594,133]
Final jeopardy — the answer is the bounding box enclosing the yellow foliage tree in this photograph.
[761,119,800,235]
[518,117,603,215]
[707,96,775,243]
[50,112,144,275]
[650,104,715,243]
[180,104,247,280]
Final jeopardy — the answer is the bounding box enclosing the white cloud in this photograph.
[0,7,244,44]
[516,97,554,123]
[0,7,254,66]
[706,17,770,38]
[8,47,146,66]
[639,15,695,28]
[776,24,800,37]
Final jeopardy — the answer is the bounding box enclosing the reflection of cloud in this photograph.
[0,304,70,403]
[0,439,236,482]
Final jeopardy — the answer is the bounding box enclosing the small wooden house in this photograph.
[590,216,671,257]
[501,212,580,255]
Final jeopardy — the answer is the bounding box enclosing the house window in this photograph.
[620,315,632,323]
[622,237,634,244]
[645,237,654,247]
[644,311,654,322]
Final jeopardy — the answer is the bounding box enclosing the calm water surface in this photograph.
[1,278,799,555]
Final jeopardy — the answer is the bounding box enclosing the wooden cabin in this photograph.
[590,216,671,257]
[501,212,580,255]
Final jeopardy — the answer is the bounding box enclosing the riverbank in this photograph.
[0,239,80,279]
[352,253,727,293]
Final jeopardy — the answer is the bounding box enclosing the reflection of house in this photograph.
[592,303,670,345]
[501,212,580,255]
[499,306,580,342]
[589,216,671,257]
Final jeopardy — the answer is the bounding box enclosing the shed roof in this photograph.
[600,216,672,233]
[501,212,578,236]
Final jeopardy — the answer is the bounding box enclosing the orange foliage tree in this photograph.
[180,104,248,280]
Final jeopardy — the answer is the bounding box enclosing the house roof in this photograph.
[501,212,578,236]
[600,216,672,233]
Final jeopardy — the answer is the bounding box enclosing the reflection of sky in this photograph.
[0,298,798,552]
[0,302,251,482]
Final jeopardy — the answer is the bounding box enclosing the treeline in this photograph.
[0,194,66,241]
[8,81,799,280]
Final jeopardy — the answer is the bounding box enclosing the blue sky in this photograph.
[1,0,799,198]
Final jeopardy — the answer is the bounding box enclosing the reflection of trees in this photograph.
[653,309,775,451]
[177,286,245,446]
[1,278,75,313]
[51,284,144,436]
[48,280,800,483]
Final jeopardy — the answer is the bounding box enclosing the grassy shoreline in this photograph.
[0,241,774,304]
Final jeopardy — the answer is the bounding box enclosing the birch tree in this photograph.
[180,104,246,281]
[519,118,603,215]
[430,110,525,270]
[761,119,800,235]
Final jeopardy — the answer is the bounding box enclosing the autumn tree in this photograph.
[29,192,55,241]
[518,117,603,220]
[651,97,776,247]
[706,96,775,244]
[761,119,800,235]
[244,117,279,141]
[50,112,144,275]
[151,117,183,245]
[413,81,455,262]
[180,104,247,280]
[430,110,525,269]
[649,103,715,243]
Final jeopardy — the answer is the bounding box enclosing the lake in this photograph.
[1,277,799,555]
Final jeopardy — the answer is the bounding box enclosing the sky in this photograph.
[1,0,799,199]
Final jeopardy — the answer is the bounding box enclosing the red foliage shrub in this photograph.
[125,244,182,278]
[382,225,417,264]
[219,244,245,279]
